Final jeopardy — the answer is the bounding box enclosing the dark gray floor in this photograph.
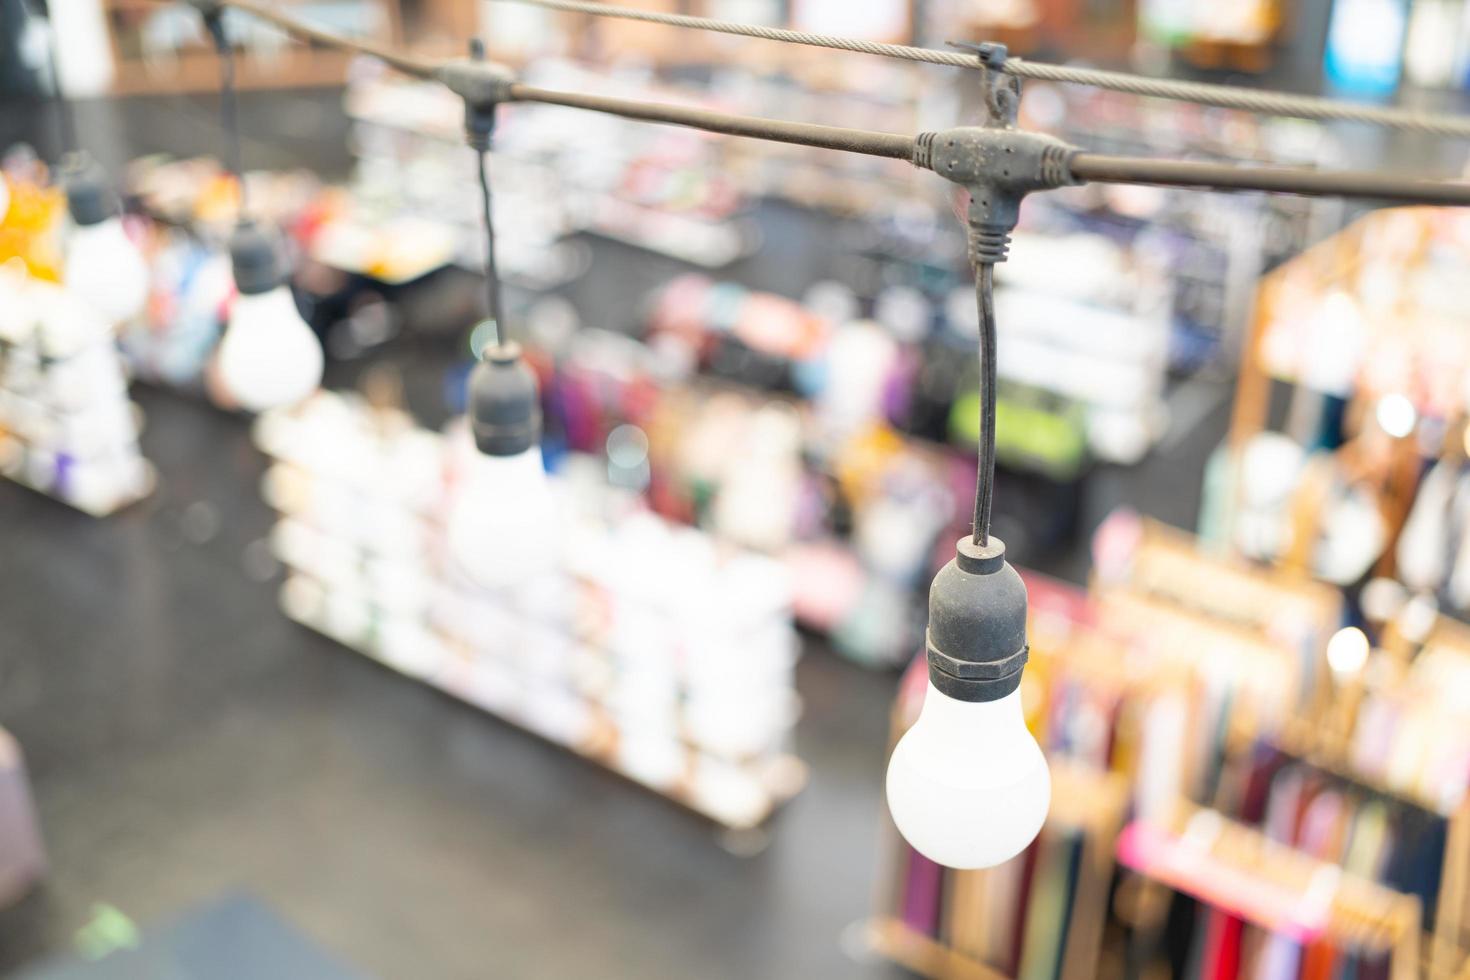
[0,384,911,979]
[0,89,1234,978]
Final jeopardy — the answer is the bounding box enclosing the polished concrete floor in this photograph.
[0,89,1233,977]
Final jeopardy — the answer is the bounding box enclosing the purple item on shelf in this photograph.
[900,847,945,937]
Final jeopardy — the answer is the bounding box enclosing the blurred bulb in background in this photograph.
[450,441,556,589]
[63,164,148,325]
[885,537,1049,869]
[216,222,323,412]
[1327,625,1371,677]
[449,340,557,589]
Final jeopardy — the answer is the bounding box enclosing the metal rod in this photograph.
[1070,154,1470,206]
[507,84,916,159]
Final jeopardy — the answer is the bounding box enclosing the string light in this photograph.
[195,2,324,411]
[127,0,1470,868]
[62,159,149,326]
[444,42,558,590]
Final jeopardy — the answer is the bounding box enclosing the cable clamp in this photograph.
[913,127,1080,263]
[436,42,517,150]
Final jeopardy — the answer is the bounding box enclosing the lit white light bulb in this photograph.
[217,223,324,412]
[63,165,149,325]
[886,681,1050,869]
[217,286,323,412]
[1326,625,1370,677]
[65,216,148,325]
[448,444,557,589]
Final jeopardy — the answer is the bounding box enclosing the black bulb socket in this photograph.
[469,339,541,457]
[228,221,283,296]
[926,536,1029,702]
[65,162,120,228]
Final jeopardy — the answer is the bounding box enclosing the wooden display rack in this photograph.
[1222,207,1448,583]
[869,755,1129,980]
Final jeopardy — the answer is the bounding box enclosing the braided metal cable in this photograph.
[1005,60,1470,138]
[496,0,976,68]
[495,0,1470,139]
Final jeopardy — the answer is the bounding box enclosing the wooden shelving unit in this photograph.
[100,0,407,94]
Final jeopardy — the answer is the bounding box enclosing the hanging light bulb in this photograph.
[448,340,557,589]
[62,162,148,325]
[886,536,1048,868]
[215,222,323,412]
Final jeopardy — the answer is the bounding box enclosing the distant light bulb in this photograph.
[1375,393,1416,439]
[448,446,557,589]
[65,216,148,324]
[1326,626,1370,677]
[886,682,1050,869]
[217,286,324,412]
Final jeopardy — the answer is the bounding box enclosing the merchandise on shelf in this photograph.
[254,390,807,831]
[344,64,756,273]
[1212,205,1470,628]
[0,242,152,517]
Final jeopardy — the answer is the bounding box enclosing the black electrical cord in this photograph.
[475,149,503,347]
[202,8,247,213]
[22,0,78,163]
[973,264,996,547]
[1069,154,1470,206]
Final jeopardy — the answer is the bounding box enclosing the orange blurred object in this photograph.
[0,176,65,281]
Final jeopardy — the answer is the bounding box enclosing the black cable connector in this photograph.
[927,537,1029,702]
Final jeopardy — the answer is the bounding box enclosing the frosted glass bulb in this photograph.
[448,446,557,589]
[65,217,149,324]
[886,683,1050,869]
[217,286,323,412]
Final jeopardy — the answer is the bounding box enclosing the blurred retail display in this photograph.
[345,65,756,272]
[255,390,807,831]
[11,0,1470,972]
[0,159,154,517]
[98,0,402,94]
[1209,206,1470,632]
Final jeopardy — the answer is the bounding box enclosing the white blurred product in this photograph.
[886,683,1050,869]
[255,391,806,830]
[0,272,151,515]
